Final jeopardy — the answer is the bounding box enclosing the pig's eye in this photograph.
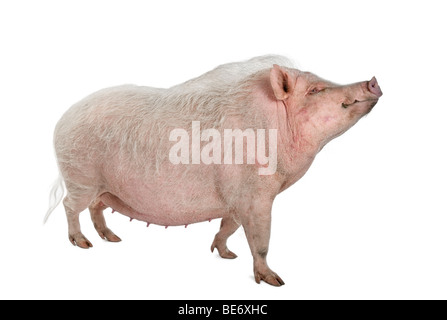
[308,88,321,95]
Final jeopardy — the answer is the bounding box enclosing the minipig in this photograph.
[45,55,382,286]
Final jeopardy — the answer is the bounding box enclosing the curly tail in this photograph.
[44,175,65,224]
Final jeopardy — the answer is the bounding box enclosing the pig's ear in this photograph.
[270,64,296,100]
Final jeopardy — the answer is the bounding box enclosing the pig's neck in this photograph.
[252,81,319,193]
[273,100,320,192]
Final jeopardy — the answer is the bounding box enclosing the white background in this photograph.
[1,0,446,299]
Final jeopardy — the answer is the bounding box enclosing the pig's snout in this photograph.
[367,77,383,98]
[342,77,382,109]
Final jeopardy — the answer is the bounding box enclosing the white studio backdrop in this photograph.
[0,0,446,299]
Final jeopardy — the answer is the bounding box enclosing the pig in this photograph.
[45,55,382,286]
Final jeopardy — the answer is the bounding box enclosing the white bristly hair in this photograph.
[45,55,295,222]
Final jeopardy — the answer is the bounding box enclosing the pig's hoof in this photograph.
[211,240,238,259]
[69,233,93,249]
[254,269,285,287]
[97,228,121,242]
[219,248,238,259]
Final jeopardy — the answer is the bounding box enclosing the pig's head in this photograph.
[269,64,382,152]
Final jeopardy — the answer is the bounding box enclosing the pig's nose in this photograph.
[367,77,383,97]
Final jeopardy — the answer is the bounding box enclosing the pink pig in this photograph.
[45,55,382,286]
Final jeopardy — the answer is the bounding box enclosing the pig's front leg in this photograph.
[240,199,285,287]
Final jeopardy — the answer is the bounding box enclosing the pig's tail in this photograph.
[43,175,65,223]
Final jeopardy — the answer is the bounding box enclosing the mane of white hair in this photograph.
[176,54,295,91]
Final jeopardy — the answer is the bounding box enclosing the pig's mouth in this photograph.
[341,98,378,109]
[341,100,360,108]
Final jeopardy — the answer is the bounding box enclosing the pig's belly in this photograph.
[98,178,227,227]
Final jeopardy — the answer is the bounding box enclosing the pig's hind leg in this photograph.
[211,216,240,259]
[63,185,96,249]
[89,198,121,243]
